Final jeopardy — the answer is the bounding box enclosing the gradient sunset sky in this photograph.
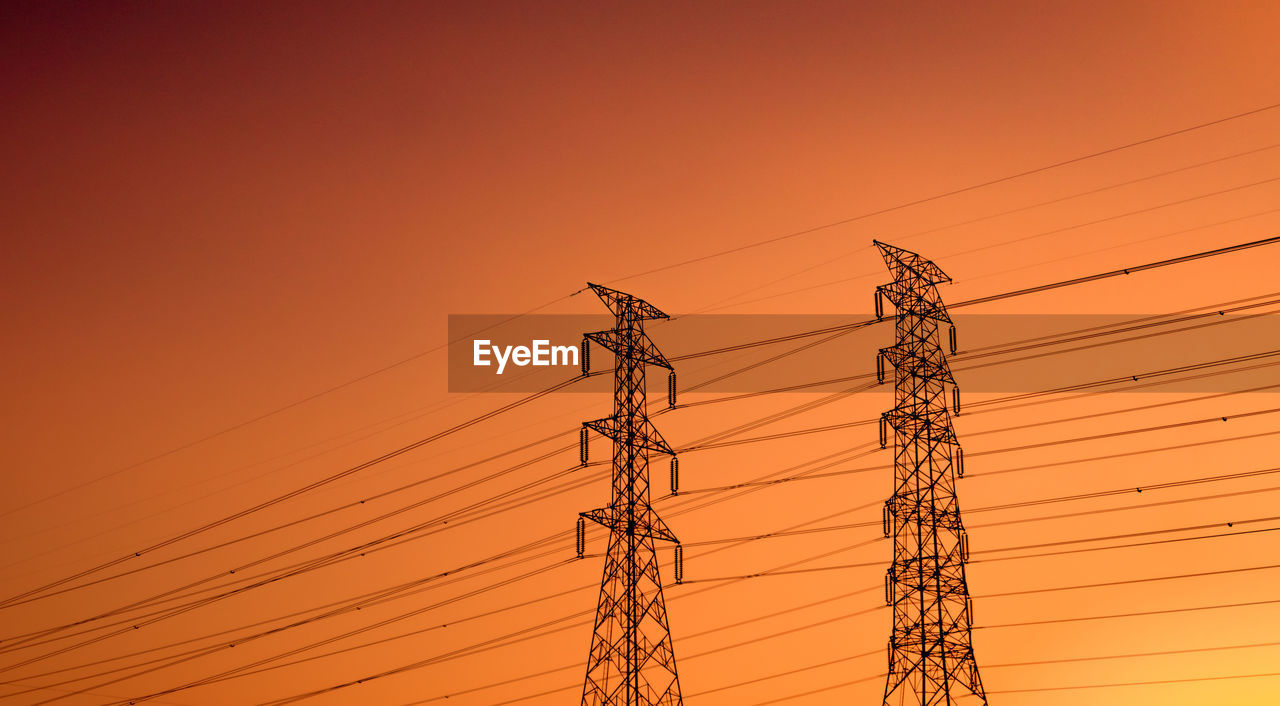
[3,2,1280,704]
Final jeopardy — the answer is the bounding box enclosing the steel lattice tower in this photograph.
[576,282,682,706]
[874,241,987,706]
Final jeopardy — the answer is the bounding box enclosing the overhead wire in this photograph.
[0,290,585,521]
[16,234,1277,618]
[0,374,587,611]
[235,503,1280,704]
[0,391,896,695]
[604,101,1280,286]
[2,360,1259,690]
[20,234,1280,695]
[15,342,1274,685]
[95,448,906,704]
[716,638,1280,703]
[695,143,1280,315]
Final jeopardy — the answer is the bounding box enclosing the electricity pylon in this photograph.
[576,282,682,706]
[874,241,988,706]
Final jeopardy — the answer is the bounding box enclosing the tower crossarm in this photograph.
[585,328,673,370]
[876,282,953,324]
[587,282,670,321]
[879,344,954,384]
[580,506,679,545]
[873,239,952,285]
[583,416,675,456]
[881,409,958,446]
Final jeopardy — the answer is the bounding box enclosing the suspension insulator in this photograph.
[884,570,895,605]
[576,517,586,558]
[670,457,679,495]
[668,371,677,408]
[874,288,884,320]
[882,501,893,538]
[879,415,889,449]
[960,532,970,562]
[967,596,975,622]
[674,545,684,585]
[952,386,961,416]
[579,427,589,465]
[956,447,965,478]
[581,340,590,375]
[887,642,894,674]
[949,325,957,355]
[876,352,886,384]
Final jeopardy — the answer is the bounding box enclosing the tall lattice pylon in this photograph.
[576,282,682,706]
[874,241,987,706]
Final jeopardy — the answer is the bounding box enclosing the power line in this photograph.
[0,305,874,614]
[687,649,879,699]
[723,594,1280,702]
[677,375,1280,484]
[44,366,1266,687]
[20,241,1280,700]
[0,469,616,684]
[940,176,1280,263]
[0,560,583,691]
[955,292,1280,361]
[2,560,576,701]
[1,410,892,692]
[244,457,1280,700]
[0,319,859,616]
[149,469,900,705]
[678,514,1280,584]
[2,337,849,639]
[6,439,867,668]
[678,291,1280,412]
[0,433,580,612]
[958,206,1280,290]
[0,468,591,656]
[675,465,1280,550]
[978,596,1280,630]
[245,553,878,705]
[0,290,583,521]
[15,240,1271,622]
[744,672,885,705]
[20,358,1259,675]
[604,101,1280,285]
[475,589,888,706]
[717,638,1280,703]
[285,527,1280,706]
[985,639,1280,670]
[707,215,1280,313]
[689,144,1280,315]
[0,374,586,611]
[0,457,589,651]
[976,561,1280,600]
[985,670,1280,694]
[0,456,605,659]
[953,233,1280,308]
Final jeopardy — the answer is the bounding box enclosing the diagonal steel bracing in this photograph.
[577,282,682,706]
[875,241,988,706]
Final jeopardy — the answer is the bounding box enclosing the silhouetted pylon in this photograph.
[874,241,987,706]
[576,282,682,706]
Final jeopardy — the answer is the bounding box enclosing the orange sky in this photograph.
[3,2,1280,704]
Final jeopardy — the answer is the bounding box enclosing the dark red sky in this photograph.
[2,2,1280,704]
